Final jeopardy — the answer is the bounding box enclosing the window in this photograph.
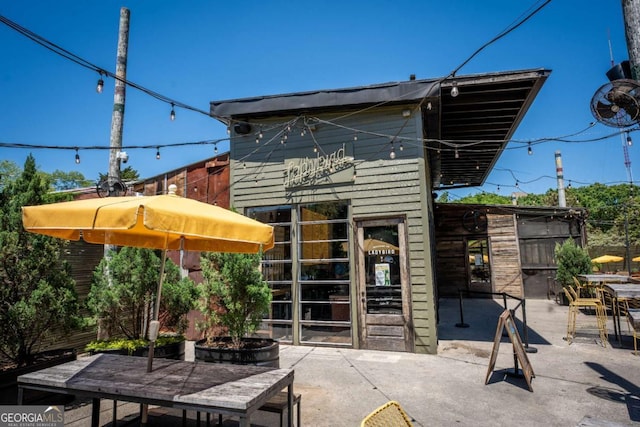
[468,238,491,285]
[299,202,351,345]
[247,205,293,342]
[248,202,352,346]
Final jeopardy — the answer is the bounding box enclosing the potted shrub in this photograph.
[194,251,279,367]
[555,238,592,304]
[0,155,79,404]
[85,246,199,359]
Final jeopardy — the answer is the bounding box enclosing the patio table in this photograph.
[17,353,295,427]
[577,274,631,284]
[603,283,640,346]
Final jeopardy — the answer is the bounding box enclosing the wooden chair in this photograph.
[360,401,413,427]
[563,287,608,347]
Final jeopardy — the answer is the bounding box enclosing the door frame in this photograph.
[354,216,413,351]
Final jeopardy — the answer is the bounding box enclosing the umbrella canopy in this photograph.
[22,185,274,372]
[591,255,624,264]
[22,189,274,253]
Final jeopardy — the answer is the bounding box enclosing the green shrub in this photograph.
[87,247,198,340]
[555,238,592,287]
[197,252,271,349]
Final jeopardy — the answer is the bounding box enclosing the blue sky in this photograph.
[0,1,635,199]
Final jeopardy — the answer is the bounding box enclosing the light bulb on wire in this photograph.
[170,103,176,121]
[627,133,633,146]
[96,73,104,94]
[528,143,533,155]
[74,148,80,164]
[156,147,160,160]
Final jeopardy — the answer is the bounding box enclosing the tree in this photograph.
[198,252,272,349]
[86,247,198,340]
[48,170,93,191]
[99,166,140,183]
[554,238,592,288]
[0,154,80,367]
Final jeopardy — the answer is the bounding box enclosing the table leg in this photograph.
[614,296,622,345]
[288,384,293,427]
[239,415,249,427]
[91,398,100,427]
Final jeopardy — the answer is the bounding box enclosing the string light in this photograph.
[74,148,80,164]
[155,147,160,160]
[214,143,218,154]
[627,132,633,146]
[389,140,396,159]
[454,148,459,159]
[96,72,104,94]
[313,143,318,153]
[527,143,532,155]
[170,103,176,121]
[354,132,358,141]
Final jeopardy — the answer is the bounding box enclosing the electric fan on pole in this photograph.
[590,79,640,128]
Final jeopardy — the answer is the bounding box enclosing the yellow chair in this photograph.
[360,401,414,427]
[563,287,608,346]
[627,309,640,355]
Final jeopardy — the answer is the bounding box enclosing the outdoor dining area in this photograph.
[567,267,640,351]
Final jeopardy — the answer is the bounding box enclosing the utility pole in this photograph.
[623,0,640,80]
[108,7,130,196]
[555,151,566,207]
[622,0,639,270]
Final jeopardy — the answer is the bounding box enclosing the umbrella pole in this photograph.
[147,248,168,373]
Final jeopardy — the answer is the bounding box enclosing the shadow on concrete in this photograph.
[485,368,533,392]
[585,361,640,423]
[438,297,551,346]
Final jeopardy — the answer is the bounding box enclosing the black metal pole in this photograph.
[455,289,470,328]
[521,299,538,353]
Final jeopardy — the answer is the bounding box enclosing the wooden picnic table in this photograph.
[17,353,295,427]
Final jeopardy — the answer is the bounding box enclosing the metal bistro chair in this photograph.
[360,401,414,427]
[563,287,608,347]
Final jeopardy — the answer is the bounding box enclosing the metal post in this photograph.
[521,299,538,353]
[455,289,469,328]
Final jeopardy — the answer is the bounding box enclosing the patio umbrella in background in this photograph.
[591,255,624,272]
[22,184,274,371]
[633,256,640,262]
[591,255,624,264]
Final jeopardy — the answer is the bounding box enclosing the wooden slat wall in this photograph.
[487,213,523,297]
[231,106,438,354]
[434,204,523,298]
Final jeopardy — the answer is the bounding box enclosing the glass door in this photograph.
[356,218,412,352]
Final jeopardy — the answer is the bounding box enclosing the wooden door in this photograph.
[356,218,412,352]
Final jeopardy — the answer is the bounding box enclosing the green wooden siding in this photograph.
[230,105,438,354]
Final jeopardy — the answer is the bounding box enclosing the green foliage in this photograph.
[0,154,81,367]
[48,170,93,190]
[456,192,512,205]
[198,252,272,349]
[84,335,184,355]
[554,239,592,287]
[86,247,198,340]
[99,166,140,182]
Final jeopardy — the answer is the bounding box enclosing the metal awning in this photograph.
[210,68,550,190]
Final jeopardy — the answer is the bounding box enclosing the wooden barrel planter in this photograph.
[194,337,280,368]
[0,348,77,405]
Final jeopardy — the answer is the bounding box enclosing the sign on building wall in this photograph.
[284,142,354,188]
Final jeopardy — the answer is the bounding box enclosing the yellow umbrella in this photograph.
[22,185,274,370]
[633,256,640,262]
[591,255,624,264]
